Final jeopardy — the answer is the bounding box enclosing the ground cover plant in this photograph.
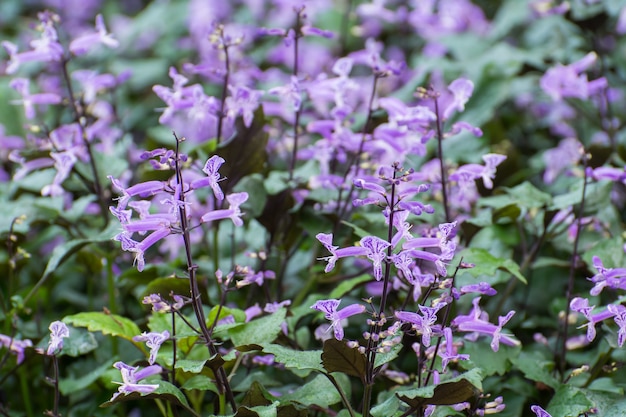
[2,0,626,416]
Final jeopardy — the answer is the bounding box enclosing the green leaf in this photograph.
[510,350,560,389]
[580,388,626,416]
[321,338,367,383]
[329,274,371,299]
[546,385,594,417]
[235,403,279,417]
[262,344,324,377]
[59,360,111,395]
[458,247,527,284]
[181,375,218,393]
[340,220,372,239]
[59,327,99,357]
[217,308,287,349]
[279,374,343,408]
[64,312,141,342]
[142,277,193,301]
[374,343,402,370]
[396,369,483,408]
[459,340,520,376]
[240,380,274,408]
[173,359,207,373]
[582,236,625,269]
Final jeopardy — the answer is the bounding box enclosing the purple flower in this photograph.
[311,299,366,340]
[588,256,626,295]
[190,155,226,200]
[133,330,170,365]
[72,70,118,103]
[459,282,497,296]
[315,233,368,273]
[542,138,582,184]
[450,153,507,189]
[360,235,391,281]
[268,76,303,112]
[2,16,63,74]
[200,192,248,226]
[452,298,519,351]
[69,14,119,55]
[607,304,626,347]
[0,334,33,364]
[9,78,62,119]
[443,78,474,119]
[439,327,469,371]
[111,361,162,401]
[540,52,608,101]
[225,85,264,127]
[530,405,552,417]
[395,302,446,347]
[47,321,69,356]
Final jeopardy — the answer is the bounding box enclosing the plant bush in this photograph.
[1,1,626,416]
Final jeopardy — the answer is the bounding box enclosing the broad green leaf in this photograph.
[173,359,207,373]
[374,343,402,370]
[59,327,98,357]
[396,368,483,408]
[546,385,594,417]
[329,274,371,299]
[550,181,612,213]
[279,374,343,408]
[181,375,218,393]
[59,360,111,395]
[510,351,560,389]
[582,236,625,269]
[262,344,323,377]
[581,388,626,416]
[217,308,287,348]
[240,380,274,408]
[458,247,527,284]
[321,338,367,383]
[234,403,279,417]
[340,220,372,239]
[142,277,193,301]
[459,340,520,376]
[64,312,141,342]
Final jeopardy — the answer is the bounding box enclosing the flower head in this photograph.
[133,330,170,365]
[311,299,366,340]
[47,321,69,356]
[111,361,162,401]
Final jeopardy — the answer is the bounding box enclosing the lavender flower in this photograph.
[111,361,162,401]
[588,256,626,295]
[2,13,63,74]
[133,330,170,365]
[530,405,552,417]
[9,78,61,119]
[225,85,264,127]
[46,321,69,356]
[190,155,226,200]
[540,52,608,101]
[450,153,507,190]
[439,327,469,371]
[395,302,447,347]
[0,334,33,364]
[200,192,249,226]
[451,298,518,352]
[443,78,474,119]
[69,14,119,55]
[311,299,366,340]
